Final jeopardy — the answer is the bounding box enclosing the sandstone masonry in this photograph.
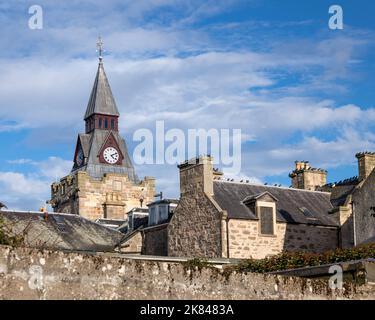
[0,246,373,300]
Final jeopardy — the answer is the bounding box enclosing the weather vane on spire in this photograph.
[96,36,104,62]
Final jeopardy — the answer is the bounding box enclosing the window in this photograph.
[99,118,102,128]
[149,207,157,225]
[159,205,168,221]
[104,119,108,129]
[299,207,318,220]
[60,184,66,196]
[111,119,115,129]
[259,206,274,235]
[128,213,133,230]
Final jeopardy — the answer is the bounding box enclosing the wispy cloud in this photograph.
[1,0,375,208]
[0,157,72,211]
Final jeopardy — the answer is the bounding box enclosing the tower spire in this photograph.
[96,36,104,63]
[84,37,120,121]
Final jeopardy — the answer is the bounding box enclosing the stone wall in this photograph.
[168,157,223,258]
[353,169,375,244]
[50,171,155,221]
[0,246,374,300]
[168,194,222,258]
[227,219,339,259]
[120,231,143,254]
[142,224,168,256]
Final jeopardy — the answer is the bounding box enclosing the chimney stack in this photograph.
[178,156,214,197]
[289,161,327,191]
[356,152,375,181]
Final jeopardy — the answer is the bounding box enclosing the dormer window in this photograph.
[243,191,278,236]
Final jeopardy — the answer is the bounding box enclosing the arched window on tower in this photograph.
[111,119,115,129]
[104,118,108,129]
[99,118,102,128]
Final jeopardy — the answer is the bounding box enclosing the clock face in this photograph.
[103,147,119,164]
[76,148,84,166]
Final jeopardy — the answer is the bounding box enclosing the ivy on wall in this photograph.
[231,243,375,273]
[0,217,24,246]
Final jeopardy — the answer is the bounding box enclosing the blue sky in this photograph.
[1,0,375,210]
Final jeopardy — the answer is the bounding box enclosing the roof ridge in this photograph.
[322,176,359,187]
[213,180,331,194]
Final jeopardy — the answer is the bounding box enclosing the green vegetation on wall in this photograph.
[0,217,24,246]
[230,243,375,274]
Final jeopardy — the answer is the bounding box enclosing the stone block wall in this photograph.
[0,246,374,300]
[168,194,222,258]
[120,231,143,254]
[168,157,223,258]
[227,219,339,259]
[142,224,168,256]
[50,171,155,221]
[353,169,375,244]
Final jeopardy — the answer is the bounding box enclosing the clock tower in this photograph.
[49,38,155,221]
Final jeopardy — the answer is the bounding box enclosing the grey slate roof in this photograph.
[213,181,338,227]
[318,177,359,207]
[0,211,123,252]
[73,130,138,182]
[84,62,120,120]
[78,133,91,158]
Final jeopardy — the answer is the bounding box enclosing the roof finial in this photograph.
[96,36,104,62]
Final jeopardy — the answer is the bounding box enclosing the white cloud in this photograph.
[1,0,375,210]
[0,157,72,211]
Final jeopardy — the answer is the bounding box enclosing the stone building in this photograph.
[49,53,155,221]
[167,157,338,259]
[119,198,178,255]
[319,152,375,247]
[167,154,375,259]
[289,152,375,248]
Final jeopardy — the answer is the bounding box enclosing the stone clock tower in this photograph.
[49,39,155,221]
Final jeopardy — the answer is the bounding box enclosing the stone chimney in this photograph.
[178,156,214,197]
[356,152,375,181]
[289,161,327,191]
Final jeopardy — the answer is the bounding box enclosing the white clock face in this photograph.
[103,147,119,164]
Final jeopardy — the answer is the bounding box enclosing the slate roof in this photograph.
[95,218,126,229]
[147,199,179,206]
[73,129,138,182]
[318,177,359,207]
[0,211,123,252]
[84,62,120,120]
[78,133,91,158]
[213,181,338,227]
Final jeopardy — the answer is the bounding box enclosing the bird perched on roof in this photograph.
[0,202,8,210]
